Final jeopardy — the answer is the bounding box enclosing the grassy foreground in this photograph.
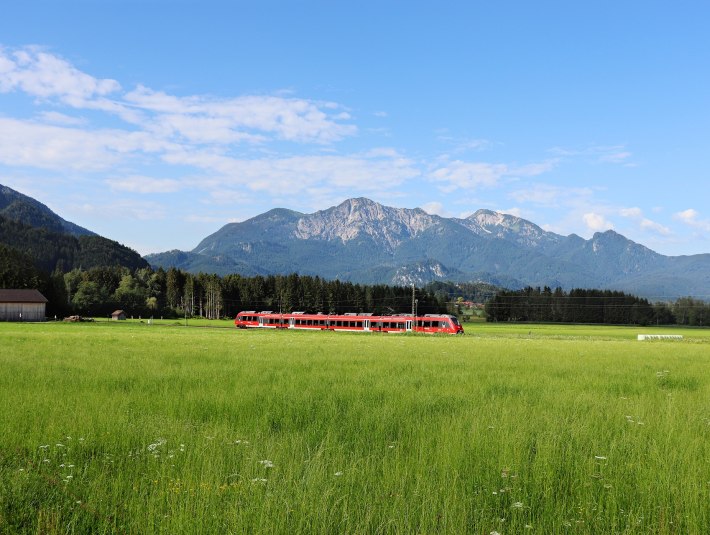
[1,322,709,534]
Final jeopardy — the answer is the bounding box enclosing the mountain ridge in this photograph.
[146,197,710,300]
[0,185,95,237]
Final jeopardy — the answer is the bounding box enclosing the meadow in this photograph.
[1,321,709,534]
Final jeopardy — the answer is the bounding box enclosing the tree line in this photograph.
[485,287,710,326]
[20,265,447,319]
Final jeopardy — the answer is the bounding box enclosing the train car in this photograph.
[234,311,464,334]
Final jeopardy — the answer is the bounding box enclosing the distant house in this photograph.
[111,310,127,321]
[0,289,48,322]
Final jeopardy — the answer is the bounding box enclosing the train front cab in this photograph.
[416,314,464,334]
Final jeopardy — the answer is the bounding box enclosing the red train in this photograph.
[234,311,464,334]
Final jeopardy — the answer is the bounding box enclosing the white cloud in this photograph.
[0,117,176,171]
[162,150,420,196]
[620,206,671,235]
[72,199,167,221]
[430,161,505,191]
[620,207,642,218]
[674,208,710,231]
[508,184,594,207]
[36,111,87,126]
[599,151,632,164]
[124,86,356,144]
[106,176,183,194]
[0,45,121,103]
[0,44,362,177]
[420,202,449,217]
[500,206,523,218]
[430,158,556,193]
[583,212,614,232]
[1,46,357,152]
[674,208,698,224]
[550,144,633,165]
[640,218,671,235]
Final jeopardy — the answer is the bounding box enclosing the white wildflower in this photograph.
[258,460,274,468]
[147,439,166,452]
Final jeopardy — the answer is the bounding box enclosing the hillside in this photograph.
[146,197,710,299]
[0,184,148,275]
[0,185,94,237]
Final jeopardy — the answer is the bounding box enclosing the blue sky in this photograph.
[1,0,708,256]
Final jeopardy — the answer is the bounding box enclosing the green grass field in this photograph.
[1,321,709,533]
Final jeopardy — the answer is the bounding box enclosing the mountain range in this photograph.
[146,197,710,300]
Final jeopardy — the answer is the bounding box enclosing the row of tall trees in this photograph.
[37,266,446,319]
[485,287,710,326]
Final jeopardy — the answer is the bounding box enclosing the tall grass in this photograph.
[1,322,709,533]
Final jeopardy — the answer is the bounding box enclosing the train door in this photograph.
[258,316,264,327]
[364,319,370,331]
[406,320,413,332]
[289,317,295,329]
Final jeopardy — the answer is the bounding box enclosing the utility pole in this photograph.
[411,284,415,317]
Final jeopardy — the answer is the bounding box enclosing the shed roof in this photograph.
[0,289,48,303]
[111,310,125,316]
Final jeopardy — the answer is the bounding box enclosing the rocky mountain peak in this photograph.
[294,197,438,251]
[462,208,560,248]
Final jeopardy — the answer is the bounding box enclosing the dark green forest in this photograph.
[485,286,710,327]
[0,215,148,273]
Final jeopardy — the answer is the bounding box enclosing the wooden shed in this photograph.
[0,289,48,322]
[111,310,127,321]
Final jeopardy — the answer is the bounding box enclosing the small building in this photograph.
[111,310,127,321]
[0,289,48,322]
